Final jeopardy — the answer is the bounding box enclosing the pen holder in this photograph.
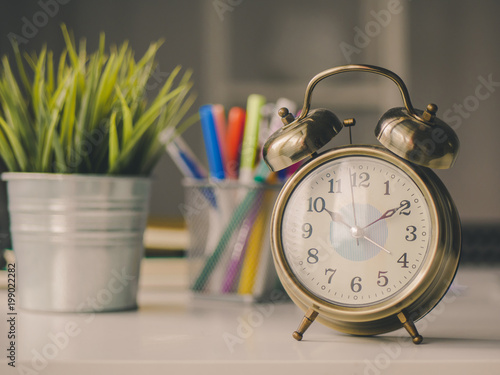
[183,179,283,302]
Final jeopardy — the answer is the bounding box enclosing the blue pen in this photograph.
[163,129,217,208]
[199,105,225,180]
[178,149,206,179]
[165,137,207,179]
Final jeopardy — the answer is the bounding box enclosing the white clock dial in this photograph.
[281,155,432,307]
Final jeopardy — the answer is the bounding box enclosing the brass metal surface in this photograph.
[397,311,423,344]
[263,108,342,171]
[293,307,319,341]
[278,107,296,126]
[297,65,420,122]
[263,65,460,171]
[375,105,460,169]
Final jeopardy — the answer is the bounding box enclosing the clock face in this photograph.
[280,154,433,307]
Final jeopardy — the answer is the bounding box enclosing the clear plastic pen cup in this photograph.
[182,179,283,302]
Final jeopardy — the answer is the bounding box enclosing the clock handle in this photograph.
[397,311,423,345]
[292,307,319,341]
[295,64,459,169]
[264,64,459,171]
[296,64,422,124]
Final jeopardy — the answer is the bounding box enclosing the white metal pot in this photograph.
[2,173,151,312]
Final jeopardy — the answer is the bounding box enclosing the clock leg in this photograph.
[293,307,319,341]
[397,311,423,344]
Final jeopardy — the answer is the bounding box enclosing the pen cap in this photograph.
[226,107,246,179]
[240,94,266,171]
[199,105,225,179]
[212,104,228,172]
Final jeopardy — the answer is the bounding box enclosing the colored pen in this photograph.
[162,129,217,208]
[253,158,272,183]
[225,107,246,179]
[220,198,261,293]
[165,136,207,179]
[285,160,302,179]
[199,104,225,180]
[191,188,259,291]
[251,215,274,299]
[237,194,269,295]
[239,94,266,184]
[212,104,228,176]
[192,156,274,292]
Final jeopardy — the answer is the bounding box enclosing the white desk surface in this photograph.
[1,259,499,375]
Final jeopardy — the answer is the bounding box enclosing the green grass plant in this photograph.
[0,24,196,175]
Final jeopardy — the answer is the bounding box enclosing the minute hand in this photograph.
[362,207,399,229]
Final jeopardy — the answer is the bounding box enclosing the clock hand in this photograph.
[362,207,399,229]
[349,225,391,254]
[348,168,359,246]
[324,208,351,229]
[362,235,392,254]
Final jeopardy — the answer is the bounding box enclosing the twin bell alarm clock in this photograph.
[263,64,461,344]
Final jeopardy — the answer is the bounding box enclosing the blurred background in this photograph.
[0,0,498,262]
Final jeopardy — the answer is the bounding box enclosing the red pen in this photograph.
[225,107,246,179]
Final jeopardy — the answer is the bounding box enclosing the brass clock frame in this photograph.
[270,145,461,343]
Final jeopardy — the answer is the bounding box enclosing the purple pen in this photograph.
[220,193,262,293]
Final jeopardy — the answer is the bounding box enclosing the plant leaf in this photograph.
[117,84,186,157]
[59,71,77,159]
[61,24,79,68]
[108,111,119,171]
[51,129,66,173]
[0,117,19,171]
[10,40,31,95]
[46,51,54,95]
[40,77,70,171]
[0,117,27,171]
[115,85,132,144]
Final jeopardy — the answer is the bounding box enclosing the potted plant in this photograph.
[0,25,196,312]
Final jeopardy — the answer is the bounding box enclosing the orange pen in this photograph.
[225,107,246,179]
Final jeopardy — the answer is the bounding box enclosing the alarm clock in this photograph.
[263,65,461,344]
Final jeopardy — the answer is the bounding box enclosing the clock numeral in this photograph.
[328,178,342,193]
[325,268,336,284]
[405,225,417,241]
[351,276,362,293]
[307,248,319,264]
[397,253,409,268]
[377,271,389,287]
[399,200,411,216]
[307,197,326,213]
[384,180,390,195]
[302,223,313,239]
[351,171,370,188]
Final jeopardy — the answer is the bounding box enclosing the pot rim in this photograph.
[1,172,151,182]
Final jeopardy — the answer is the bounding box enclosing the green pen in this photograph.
[239,94,266,184]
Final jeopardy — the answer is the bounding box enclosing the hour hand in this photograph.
[324,208,351,228]
[362,207,398,229]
